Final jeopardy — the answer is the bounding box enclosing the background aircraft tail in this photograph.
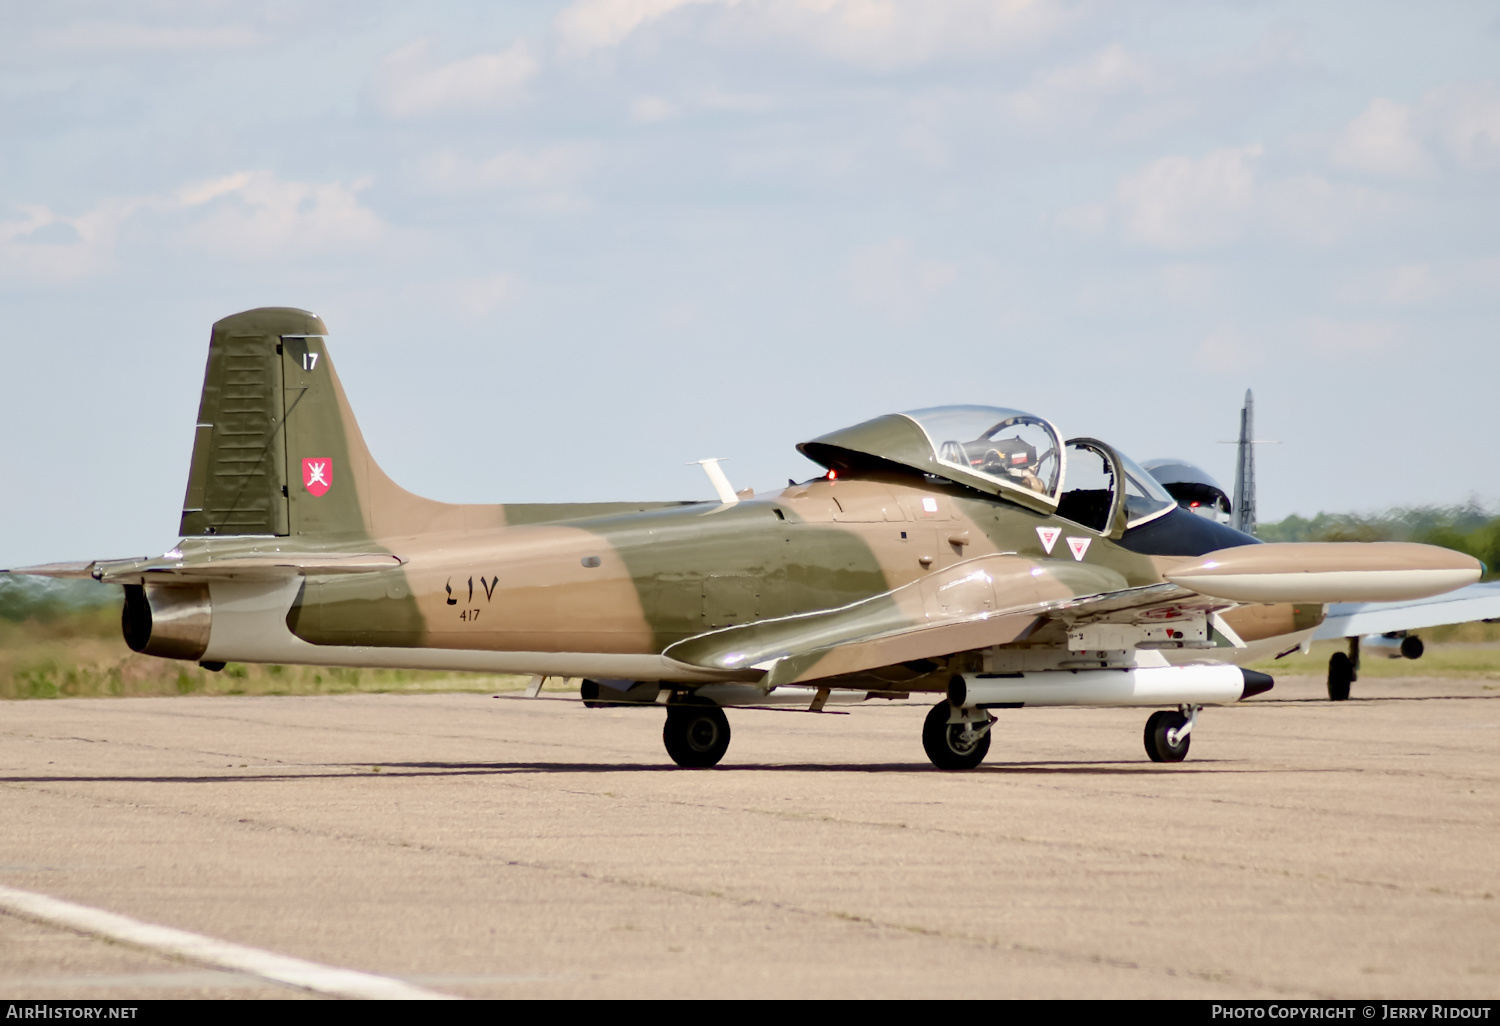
[179,307,492,541]
[1231,389,1257,536]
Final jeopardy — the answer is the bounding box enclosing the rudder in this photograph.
[179,307,482,541]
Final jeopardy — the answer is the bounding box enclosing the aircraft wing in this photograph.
[5,553,405,584]
[668,542,1481,687]
[665,553,1234,687]
[1313,581,1500,639]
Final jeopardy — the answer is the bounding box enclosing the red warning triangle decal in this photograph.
[1036,526,1060,554]
[1066,536,1091,561]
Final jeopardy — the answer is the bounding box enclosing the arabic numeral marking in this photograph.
[302,352,319,371]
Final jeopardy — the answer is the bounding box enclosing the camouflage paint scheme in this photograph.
[10,309,1481,766]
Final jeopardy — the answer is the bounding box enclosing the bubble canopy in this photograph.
[797,405,1066,508]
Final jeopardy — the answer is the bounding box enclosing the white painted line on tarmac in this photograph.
[0,884,456,1000]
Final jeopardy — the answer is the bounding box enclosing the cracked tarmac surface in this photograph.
[0,673,1496,999]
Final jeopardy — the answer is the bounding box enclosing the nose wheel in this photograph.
[663,703,731,768]
[1144,707,1197,763]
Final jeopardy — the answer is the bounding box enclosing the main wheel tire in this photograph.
[922,702,991,770]
[1144,710,1191,763]
[663,704,731,768]
[1327,651,1354,702]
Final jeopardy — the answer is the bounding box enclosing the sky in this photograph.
[2,0,1498,566]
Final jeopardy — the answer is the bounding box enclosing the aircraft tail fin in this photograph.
[1230,389,1257,536]
[179,307,488,541]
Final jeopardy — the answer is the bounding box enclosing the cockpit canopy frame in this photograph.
[797,405,1065,513]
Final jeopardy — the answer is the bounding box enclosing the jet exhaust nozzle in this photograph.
[122,583,212,661]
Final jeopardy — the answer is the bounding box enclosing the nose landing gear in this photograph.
[1144,705,1199,763]
[922,701,994,770]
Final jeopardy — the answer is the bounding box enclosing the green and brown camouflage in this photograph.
[9,308,1483,767]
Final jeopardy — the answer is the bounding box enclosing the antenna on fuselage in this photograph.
[689,458,739,505]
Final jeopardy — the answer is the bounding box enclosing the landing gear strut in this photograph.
[1327,636,1359,701]
[663,702,731,768]
[1144,706,1198,763]
[922,701,993,770]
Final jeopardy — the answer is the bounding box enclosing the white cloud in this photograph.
[1004,43,1156,124]
[449,273,518,317]
[848,238,958,317]
[1115,145,1260,250]
[1098,142,1398,251]
[1301,316,1402,355]
[556,0,1065,68]
[1333,98,1430,178]
[419,147,591,191]
[1336,264,1446,307]
[1161,263,1220,305]
[631,95,679,123]
[368,38,538,119]
[699,88,775,113]
[37,22,264,52]
[0,198,145,283]
[178,171,385,258]
[1057,203,1108,234]
[1333,82,1500,177]
[1192,325,1255,372]
[557,0,726,55]
[1422,81,1500,170]
[1258,173,1395,247]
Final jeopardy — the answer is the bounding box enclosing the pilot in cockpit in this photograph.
[940,435,1050,494]
[979,436,1047,493]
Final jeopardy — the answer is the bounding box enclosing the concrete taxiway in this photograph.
[0,673,1496,999]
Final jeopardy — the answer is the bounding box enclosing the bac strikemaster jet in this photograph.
[9,309,1482,769]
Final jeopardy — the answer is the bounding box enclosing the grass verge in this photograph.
[0,608,542,700]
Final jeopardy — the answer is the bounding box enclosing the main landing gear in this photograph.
[663,701,732,768]
[922,701,994,770]
[1143,706,1198,763]
[1328,636,1358,701]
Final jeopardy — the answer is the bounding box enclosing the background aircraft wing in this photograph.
[1313,581,1500,639]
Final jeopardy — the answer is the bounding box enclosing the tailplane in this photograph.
[179,307,490,541]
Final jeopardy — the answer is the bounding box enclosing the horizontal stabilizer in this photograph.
[2,561,114,580]
[7,553,404,584]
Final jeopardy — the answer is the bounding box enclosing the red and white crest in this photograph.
[302,457,332,497]
[1035,526,1060,554]
[1066,536,1091,561]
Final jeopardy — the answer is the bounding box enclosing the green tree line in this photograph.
[1259,500,1499,580]
[0,575,120,623]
